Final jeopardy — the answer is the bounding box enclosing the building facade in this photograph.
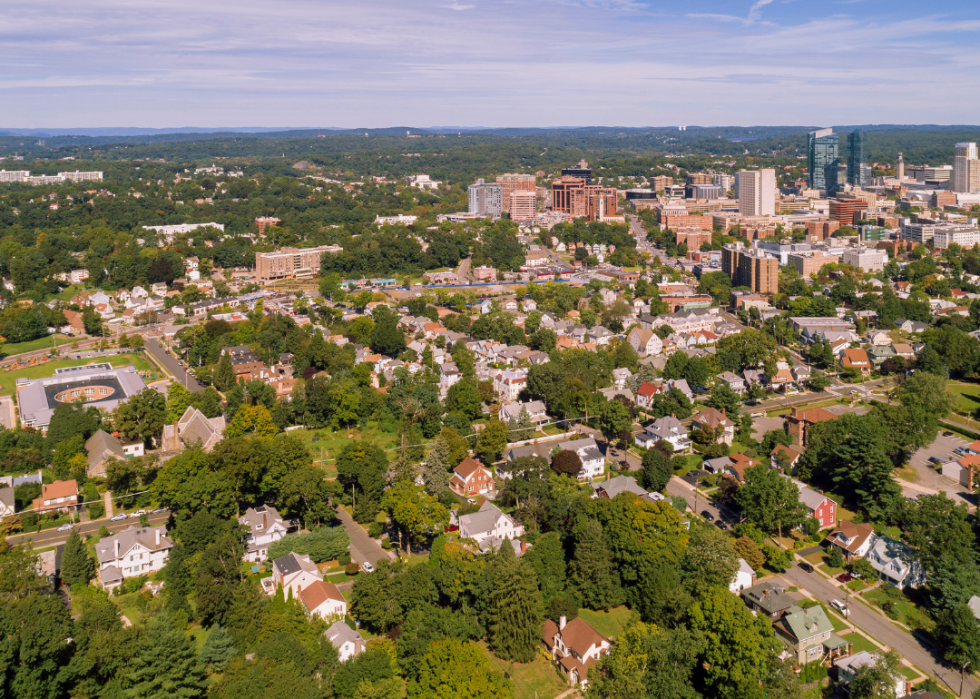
[807,128,839,191]
[737,169,776,217]
[953,142,980,194]
[256,245,342,281]
[468,179,503,216]
[722,243,779,294]
[496,173,536,214]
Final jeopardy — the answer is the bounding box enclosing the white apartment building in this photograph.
[95,525,174,590]
[375,214,418,226]
[737,169,776,217]
[841,247,887,272]
[953,142,980,194]
[933,225,980,251]
[0,170,102,185]
[468,179,503,216]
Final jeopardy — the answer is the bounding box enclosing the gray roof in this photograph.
[593,475,647,499]
[17,365,148,428]
[703,456,733,473]
[85,429,125,473]
[273,551,318,577]
[95,525,173,564]
[741,581,796,615]
[599,387,634,402]
[239,505,283,534]
[0,487,14,512]
[325,620,363,649]
[499,400,547,421]
[459,500,507,537]
[506,436,601,463]
[777,604,834,641]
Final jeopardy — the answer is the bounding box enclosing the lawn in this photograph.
[287,422,400,472]
[821,606,851,633]
[576,606,633,640]
[896,664,922,682]
[2,334,75,358]
[863,587,934,631]
[481,643,568,699]
[802,550,846,577]
[0,354,155,397]
[947,382,980,415]
[844,631,883,655]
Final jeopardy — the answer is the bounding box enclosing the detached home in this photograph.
[326,621,365,662]
[542,616,611,688]
[239,505,288,562]
[95,525,174,590]
[450,457,495,498]
[300,580,347,621]
[271,552,323,599]
[458,500,524,546]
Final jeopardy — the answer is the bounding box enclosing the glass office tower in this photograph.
[807,128,839,191]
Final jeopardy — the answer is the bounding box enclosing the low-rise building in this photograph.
[458,500,524,546]
[450,457,496,498]
[835,652,910,698]
[774,604,847,665]
[300,580,347,621]
[542,615,611,688]
[239,505,289,562]
[32,479,79,514]
[828,520,876,560]
[95,525,173,590]
[635,415,690,452]
[325,621,366,662]
[867,536,926,588]
[271,552,323,599]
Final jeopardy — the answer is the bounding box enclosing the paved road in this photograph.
[335,507,390,567]
[145,338,203,392]
[779,563,976,697]
[11,511,170,549]
[456,256,472,282]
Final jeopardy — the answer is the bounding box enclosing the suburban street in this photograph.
[10,511,170,549]
[779,563,977,697]
[145,338,203,392]
[456,255,472,282]
[335,507,390,568]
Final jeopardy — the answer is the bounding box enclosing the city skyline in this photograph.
[2,0,980,127]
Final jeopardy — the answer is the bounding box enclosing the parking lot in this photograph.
[906,432,977,506]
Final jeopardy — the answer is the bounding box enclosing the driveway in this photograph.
[145,338,203,393]
[335,507,390,568]
[904,433,977,507]
[778,563,977,697]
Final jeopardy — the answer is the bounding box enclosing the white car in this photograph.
[361,562,375,573]
[830,599,850,617]
[57,523,73,532]
[150,507,169,514]
[110,513,128,522]
[130,510,146,518]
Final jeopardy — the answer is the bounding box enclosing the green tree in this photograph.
[601,399,633,443]
[572,519,624,611]
[641,447,672,492]
[735,464,808,541]
[487,542,543,663]
[370,306,407,356]
[847,651,905,699]
[60,528,96,586]
[475,418,509,465]
[705,383,741,418]
[551,449,583,477]
[125,614,207,699]
[382,480,450,557]
[336,441,389,523]
[734,536,766,572]
[936,604,980,683]
[198,624,237,672]
[681,527,739,598]
[214,353,236,391]
[408,639,512,699]
[508,406,535,442]
[0,591,76,698]
[688,587,778,699]
[114,388,168,447]
[446,380,483,421]
[422,435,452,497]
[194,534,244,627]
[165,541,194,616]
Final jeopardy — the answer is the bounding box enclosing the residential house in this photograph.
[95,525,174,590]
[774,604,847,665]
[161,406,226,452]
[591,475,649,500]
[867,345,896,365]
[869,331,891,346]
[717,371,745,394]
[835,652,910,698]
[636,415,690,452]
[867,537,926,588]
[894,318,929,334]
[84,430,144,478]
[841,348,872,376]
[740,581,797,620]
[325,621,366,662]
[271,552,323,599]
[32,479,79,514]
[450,457,496,498]
[828,520,876,560]
[627,328,663,357]
[458,500,524,546]
[892,343,915,359]
[725,452,762,482]
[61,310,86,334]
[942,454,980,488]
[691,408,736,445]
[664,378,694,401]
[635,382,661,409]
[150,282,168,296]
[786,406,839,447]
[542,616,612,688]
[521,298,537,313]
[300,580,347,621]
[499,400,548,425]
[702,456,733,474]
[239,505,289,562]
[730,558,756,593]
[494,369,527,402]
[0,487,15,520]
[611,367,632,389]
[770,444,803,473]
[792,480,837,529]
[504,437,605,482]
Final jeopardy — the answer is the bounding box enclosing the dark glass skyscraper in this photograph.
[807,128,838,191]
[847,130,869,187]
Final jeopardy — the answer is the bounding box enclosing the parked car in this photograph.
[361,562,375,573]
[837,573,855,583]
[57,523,73,532]
[943,431,955,437]
[830,599,850,617]
[150,507,169,514]
[701,510,714,522]
[130,510,146,518]
[110,513,128,522]
[799,562,814,573]
[928,456,945,465]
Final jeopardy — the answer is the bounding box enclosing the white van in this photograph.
[830,599,849,617]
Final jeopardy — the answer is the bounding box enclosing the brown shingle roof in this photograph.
[300,580,345,612]
[454,457,487,480]
[556,618,608,657]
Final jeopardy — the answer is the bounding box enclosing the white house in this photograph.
[150,282,168,296]
[70,269,90,284]
[131,285,148,298]
[866,536,926,589]
[635,415,690,452]
[458,501,524,546]
[271,552,323,599]
[494,369,527,402]
[239,505,289,562]
[95,525,174,590]
[543,616,612,688]
[300,580,347,621]
[557,437,606,481]
[835,652,910,698]
[627,328,664,357]
[325,621,366,662]
[730,558,756,593]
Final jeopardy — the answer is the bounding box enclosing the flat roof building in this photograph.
[256,245,343,281]
[17,364,147,431]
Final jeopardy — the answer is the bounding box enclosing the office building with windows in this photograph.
[495,174,536,214]
[561,160,592,185]
[737,169,776,217]
[953,142,980,194]
[846,130,870,187]
[807,128,839,192]
[468,179,503,216]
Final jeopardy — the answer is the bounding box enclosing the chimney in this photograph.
[520,540,527,554]
[791,407,799,419]
[114,538,119,558]
[263,513,267,528]
[155,528,161,546]
[559,615,567,630]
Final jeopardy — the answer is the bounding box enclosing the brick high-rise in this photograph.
[722,243,778,294]
[496,174,536,213]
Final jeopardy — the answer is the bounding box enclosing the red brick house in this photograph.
[450,457,495,497]
[785,407,838,447]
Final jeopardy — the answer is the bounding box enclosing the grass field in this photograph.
[2,334,77,358]
[576,606,634,640]
[863,587,934,631]
[481,643,568,699]
[947,382,980,415]
[0,354,155,397]
[288,423,402,463]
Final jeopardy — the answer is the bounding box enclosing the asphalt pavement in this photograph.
[779,562,977,697]
[10,511,170,549]
[145,338,203,392]
[335,507,391,567]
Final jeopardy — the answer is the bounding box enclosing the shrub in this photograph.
[368,522,384,538]
[827,546,845,569]
[551,449,582,476]
[266,524,351,564]
[345,561,359,575]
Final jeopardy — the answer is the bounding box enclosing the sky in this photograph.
[2,0,980,129]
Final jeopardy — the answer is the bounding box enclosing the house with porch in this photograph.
[239,505,289,562]
[774,604,849,665]
[828,521,876,560]
[635,415,690,452]
[542,615,612,688]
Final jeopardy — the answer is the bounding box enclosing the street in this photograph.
[335,507,390,568]
[145,338,203,392]
[779,563,976,697]
[10,511,170,549]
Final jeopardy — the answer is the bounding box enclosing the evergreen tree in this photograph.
[198,624,237,672]
[571,519,623,611]
[60,528,95,586]
[422,435,452,497]
[214,353,236,392]
[512,406,535,442]
[125,614,207,699]
[165,542,194,617]
[487,541,543,663]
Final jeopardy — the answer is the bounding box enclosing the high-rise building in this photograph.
[737,169,776,217]
[807,128,839,191]
[712,173,734,192]
[468,179,503,216]
[550,176,617,221]
[509,190,537,220]
[561,160,592,185]
[829,197,869,226]
[953,142,980,194]
[721,243,778,294]
[897,152,905,182]
[495,174,535,214]
[846,130,870,187]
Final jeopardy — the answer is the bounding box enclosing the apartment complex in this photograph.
[551,176,618,221]
[841,247,887,272]
[468,179,503,216]
[737,169,776,217]
[932,225,980,251]
[722,243,779,294]
[788,252,839,278]
[0,170,103,185]
[256,245,343,281]
[953,142,980,194]
[496,173,536,214]
[509,190,537,220]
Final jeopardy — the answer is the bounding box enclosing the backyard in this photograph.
[481,643,568,699]
[576,606,634,640]
[284,423,402,477]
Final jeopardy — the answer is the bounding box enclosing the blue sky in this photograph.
[2,0,980,128]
